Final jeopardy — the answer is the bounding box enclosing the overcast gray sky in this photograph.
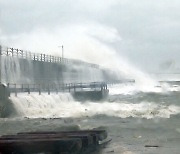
[1,0,180,72]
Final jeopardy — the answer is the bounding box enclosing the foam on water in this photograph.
[108,82,175,95]
[9,92,180,119]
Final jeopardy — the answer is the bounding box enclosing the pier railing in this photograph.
[0,45,99,68]
[6,82,108,97]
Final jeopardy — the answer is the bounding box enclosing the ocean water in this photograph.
[0,82,180,154]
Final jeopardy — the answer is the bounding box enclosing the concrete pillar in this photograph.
[0,45,1,84]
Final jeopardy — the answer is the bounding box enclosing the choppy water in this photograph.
[0,82,180,154]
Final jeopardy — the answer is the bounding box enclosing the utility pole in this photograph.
[58,45,64,59]
[58,45,64,86]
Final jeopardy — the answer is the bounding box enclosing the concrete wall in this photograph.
[0,84,10,117]
[0,56,104,85]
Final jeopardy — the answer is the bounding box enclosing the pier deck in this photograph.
[4,82,109,100]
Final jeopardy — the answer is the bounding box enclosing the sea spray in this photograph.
[1,56,21,84]
[1,56,34,84]
[8,92,180,119]
[3,23,159,91]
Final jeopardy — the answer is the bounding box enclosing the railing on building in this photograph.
[0,45,99,68]
[7,82,108,97]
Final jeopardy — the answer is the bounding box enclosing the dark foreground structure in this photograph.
[0,130,109,154]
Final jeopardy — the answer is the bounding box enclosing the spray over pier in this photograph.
[0,45,113,116]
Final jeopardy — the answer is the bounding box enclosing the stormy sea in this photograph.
[0,80,180,154]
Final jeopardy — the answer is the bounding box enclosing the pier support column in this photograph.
[0,45,2,83]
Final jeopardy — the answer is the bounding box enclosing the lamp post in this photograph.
[58,45,64,59]
[58,45,64,86]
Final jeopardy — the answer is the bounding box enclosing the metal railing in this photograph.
[0,45,99,68]
[6,82,108,97]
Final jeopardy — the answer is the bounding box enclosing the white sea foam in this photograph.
[9,92,180,119]
[108,82,178,95]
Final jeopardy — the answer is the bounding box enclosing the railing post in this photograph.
[74,83,76,92]
[50,55,51,62]
[21,50,23,58]
[58,84,60,92]
[21,84,23,92]
[40,54,42,61]
[26,51,28,59]
[0,45,1,56]
[36,54,38,61]
[7,83,10,97]
[6,47,8,56]
[11,48,14,56]
[52,56,54,63]
[62,84,65,92]
[15,84,17,97]
[48,84,50,95]
[69,84,70,92]
[81,83,82,90]
[17,49,19,57]
[56,85,58,94]
[28,84,30,94]
[101,84,103,92]
[39,84,41,95]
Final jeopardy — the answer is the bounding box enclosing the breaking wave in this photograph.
[8,92,180,119]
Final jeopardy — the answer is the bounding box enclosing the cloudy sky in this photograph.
[0,0,180,73]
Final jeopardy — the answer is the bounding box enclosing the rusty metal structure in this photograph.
[0,130,109,154]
